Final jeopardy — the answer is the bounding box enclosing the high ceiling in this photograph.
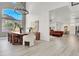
[49,3,79,24]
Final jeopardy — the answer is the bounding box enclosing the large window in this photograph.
[2,8,22,21]
[1,2,26,33]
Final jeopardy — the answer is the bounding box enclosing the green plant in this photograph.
[14,22,23,32]
[3,20,14,30]
[3,20,23,32]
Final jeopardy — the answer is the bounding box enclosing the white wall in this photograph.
[50,6,71,31]
[69,5,79,35]
[26,2,70,41]
[26,3,40,32]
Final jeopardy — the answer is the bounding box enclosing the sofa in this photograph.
[50,30,63,37]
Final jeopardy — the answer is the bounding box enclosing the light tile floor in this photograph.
[0,35,79,56]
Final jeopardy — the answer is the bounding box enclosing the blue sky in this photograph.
[2,8,22,20]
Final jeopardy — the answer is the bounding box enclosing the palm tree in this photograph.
[14,22,23,33]
[3,20,23,33]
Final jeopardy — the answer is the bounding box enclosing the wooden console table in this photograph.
[8,33,28,45]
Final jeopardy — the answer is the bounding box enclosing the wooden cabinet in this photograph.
[35,32,40,40]
[8,33,28,45]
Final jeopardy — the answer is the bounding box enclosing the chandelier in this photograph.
[14,2,29,15]
[14,8,29,15]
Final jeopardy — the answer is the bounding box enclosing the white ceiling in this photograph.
[50,3,79,24]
